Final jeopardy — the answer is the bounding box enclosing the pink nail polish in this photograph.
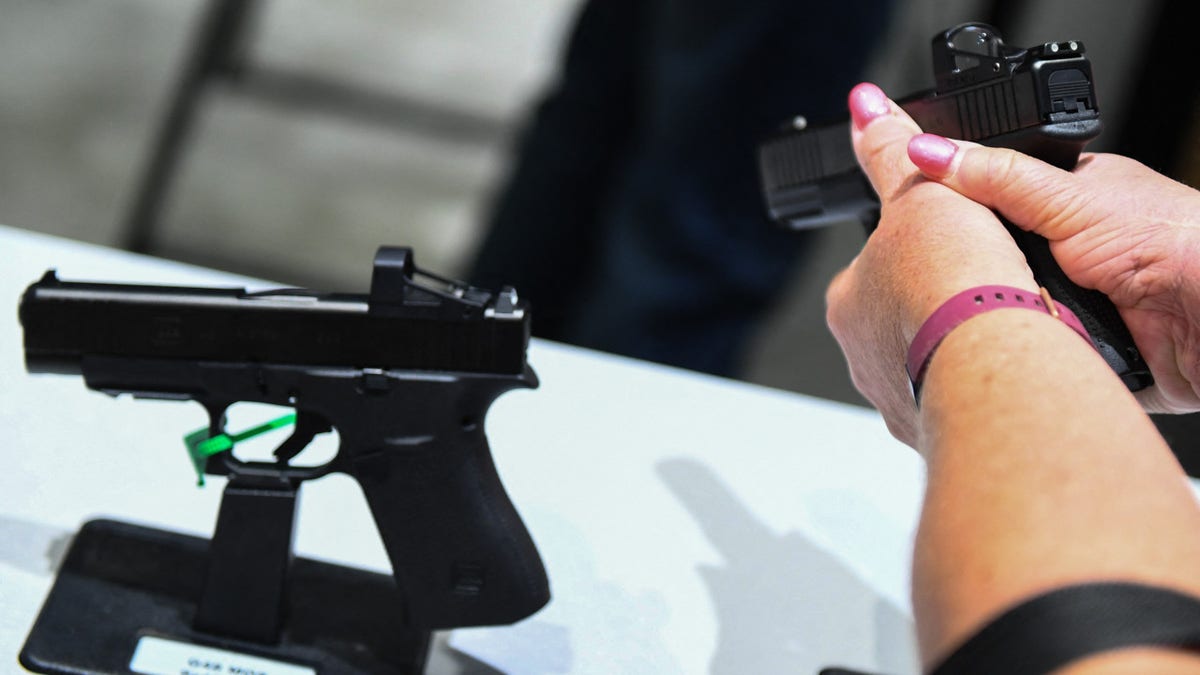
[848,83,891,130]
[907,134,958,176]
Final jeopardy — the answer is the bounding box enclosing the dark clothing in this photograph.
[470,0,894,376]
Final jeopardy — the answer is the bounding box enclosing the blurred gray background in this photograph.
[0,0,1175,404]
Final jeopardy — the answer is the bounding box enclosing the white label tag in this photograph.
[129,636,317,675]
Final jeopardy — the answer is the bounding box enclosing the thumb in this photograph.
[906,133,1098,242]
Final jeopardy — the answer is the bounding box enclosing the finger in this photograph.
[848,83,924,201]
[906,135,1098,241]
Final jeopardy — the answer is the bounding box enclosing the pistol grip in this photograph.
[1004,220,1153,391]
[349,430,549,630]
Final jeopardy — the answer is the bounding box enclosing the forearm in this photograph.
[911,309,1200,666]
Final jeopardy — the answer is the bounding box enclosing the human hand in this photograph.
[825,83,1037,447]
[906,137,1200,413]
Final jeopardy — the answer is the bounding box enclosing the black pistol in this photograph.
[18,246,550,631]
[757,22,1152,392]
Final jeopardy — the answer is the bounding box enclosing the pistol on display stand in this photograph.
[17,247,549,674]
[757,22,1153,392]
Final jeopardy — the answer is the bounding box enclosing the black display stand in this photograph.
[19,477,431,674]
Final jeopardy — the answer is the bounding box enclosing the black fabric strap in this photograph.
[931,582,1200,674]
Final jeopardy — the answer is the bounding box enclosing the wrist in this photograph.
[916,307,1121,454]
[907,285,1092,404]
[903,275,1041,346]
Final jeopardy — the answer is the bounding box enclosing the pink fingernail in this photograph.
[907,134,958,176]
[848,82,891,130]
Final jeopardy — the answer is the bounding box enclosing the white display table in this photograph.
[0,225,924,674]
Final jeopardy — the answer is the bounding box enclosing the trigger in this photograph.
[274,411,332,464]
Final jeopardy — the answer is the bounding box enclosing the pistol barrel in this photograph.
[20,271,530,376]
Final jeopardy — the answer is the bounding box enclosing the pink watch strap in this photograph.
[906,285,1093,401]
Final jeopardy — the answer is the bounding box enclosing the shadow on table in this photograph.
[0,515,73,576]
[447,506,685,673]
[657,459,918,675]
[427,633,508,675]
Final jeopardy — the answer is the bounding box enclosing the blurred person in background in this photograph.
[469,0,895,376]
